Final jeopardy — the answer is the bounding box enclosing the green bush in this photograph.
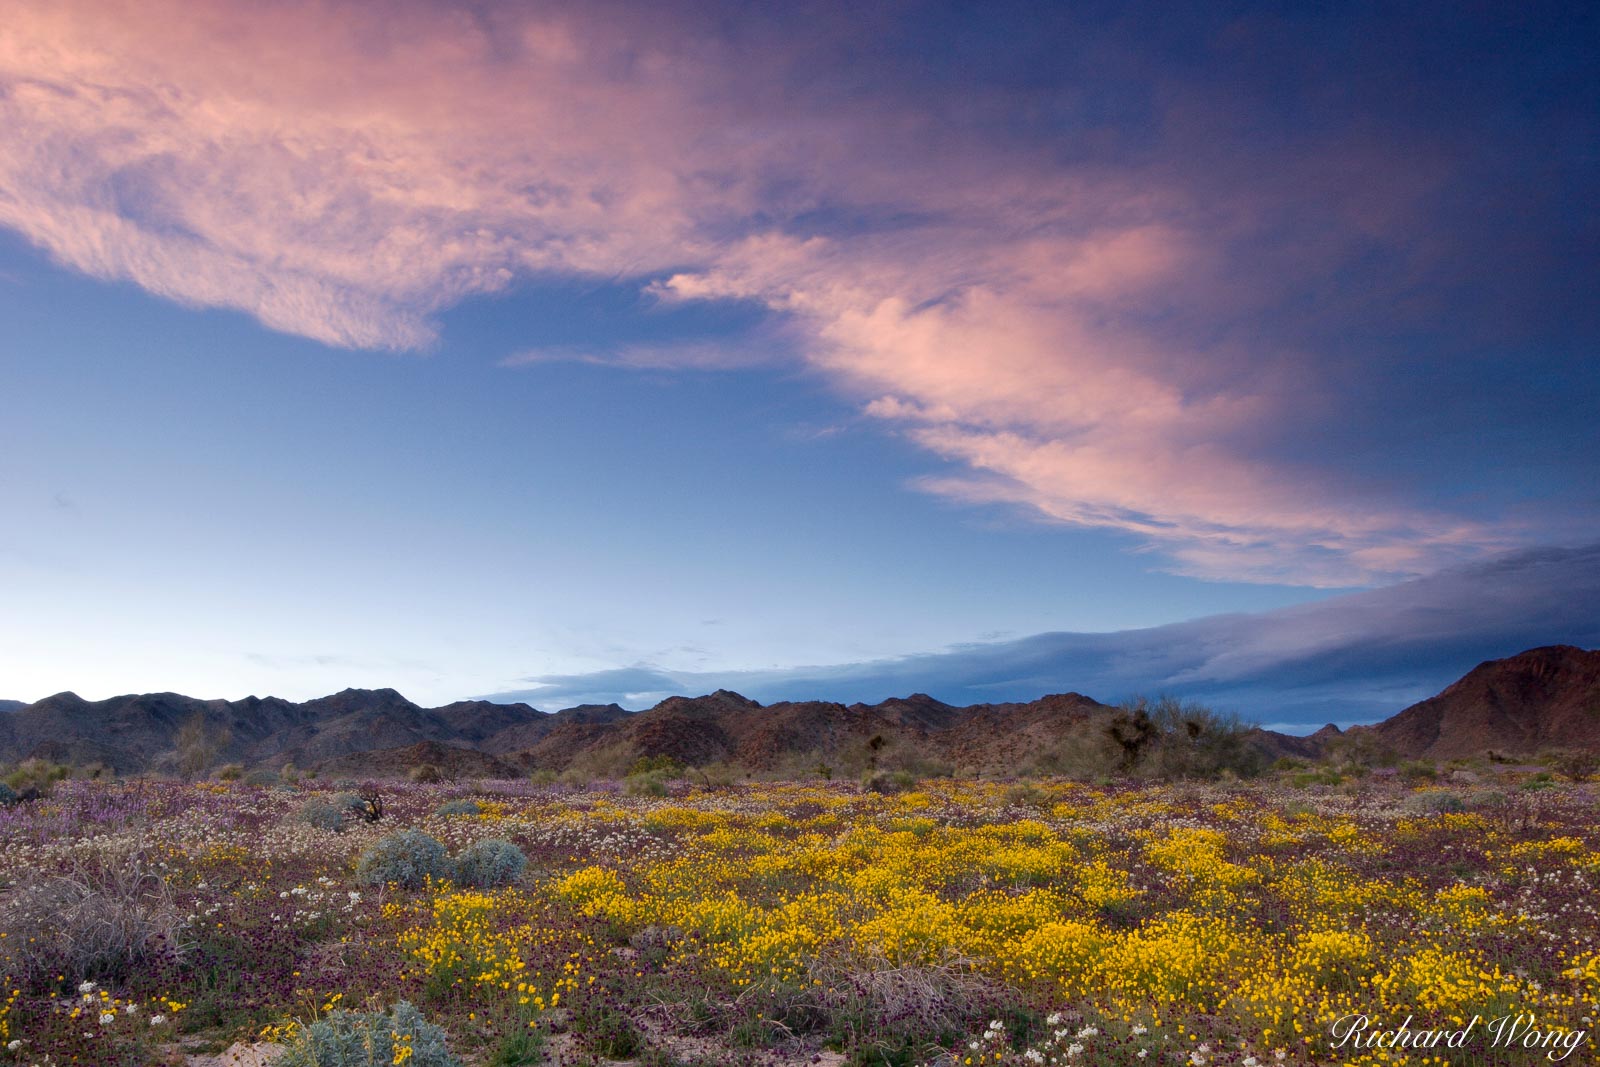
[453,839,528,888]
[1398,760,1438,783]
[628,754,685,778]
[243,768,281,787]
[435,798,483,817]
[277,1001,460,1067]
[4,758,70,797]
[624,772,668,797]
[356,830,451,889]
[215,763,244,781]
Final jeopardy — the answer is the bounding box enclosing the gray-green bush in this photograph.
[296,792,366,832]
[453,838,528,888]
[435,798,483,817]
[355,829,451,889]
[277,1001,460,1067]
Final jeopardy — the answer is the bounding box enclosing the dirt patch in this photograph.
[183,1041,285,1067]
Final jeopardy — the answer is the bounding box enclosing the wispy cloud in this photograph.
[486,543,1600,727]
[0,2,1589,583]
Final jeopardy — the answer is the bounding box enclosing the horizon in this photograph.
[3,2,1597,728]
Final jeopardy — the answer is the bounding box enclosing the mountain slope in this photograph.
[1362,645,1600,759]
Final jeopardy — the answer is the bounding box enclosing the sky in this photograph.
[1,0,1596,726]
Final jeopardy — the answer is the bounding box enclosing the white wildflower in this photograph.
[98,1012,116,1025]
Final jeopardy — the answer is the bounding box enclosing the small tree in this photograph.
[174,713,230,781]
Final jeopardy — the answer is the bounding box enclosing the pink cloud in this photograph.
[0,0,1512,583]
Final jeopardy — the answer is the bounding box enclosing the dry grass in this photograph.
[0,848,188,986]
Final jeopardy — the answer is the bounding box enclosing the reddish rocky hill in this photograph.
[1358,645,1600,759]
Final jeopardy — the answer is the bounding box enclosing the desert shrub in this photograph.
[1550,749,1600,782]
[557,768,593,789]
[214,762,245,781]
[0,781,16,805]
[1290,769,1344,788]
[814,959,1012,1067]
[1521,771,1557,792]
[1031,720,1123,779]
[435,798,483,817]
[453,839,528,888]
[409,763,445,784]
[1324,729,1397,770]
[297,798,346,832]
[1002,782,1046,807]
[296,793,367,832]
[0,855,186,986]
[862,770,917,794]
[528,769,559,786]
[4,758,70,797]
[174,712,231,780]
[1402,790,1466,814]
[694,762,740,788]
[1398,760,1438,783]
[356,829,452,889]
[277,1000,460,1067]
[243,768,281,787]
[629,754,684,778]
[624,771,668,797]
[1131,697,1268,780]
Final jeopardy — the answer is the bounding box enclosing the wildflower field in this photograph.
[1,774,1597,1067]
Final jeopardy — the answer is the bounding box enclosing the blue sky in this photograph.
[1,1,1596,724]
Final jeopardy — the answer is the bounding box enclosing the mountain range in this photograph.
[1,645,1596,778]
